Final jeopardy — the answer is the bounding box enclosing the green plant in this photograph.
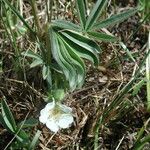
[132,117,150,150]
[17,0,138,96]
[0,97,40,149]
[0,0,140,148]
[94,29,150,150]
[146,31,150,111]
[139,0,150,23]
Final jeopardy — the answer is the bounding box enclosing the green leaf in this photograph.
[60,37,86,87]
[133,134,150,150]
[59,30,100,66]
[22,50,42,60]
[42,65,48,80]
[42,65,52,86]
[87,31,118,42]
[46,68,52,87]
[93,8,138,30]
[1,97,17,132]
[0,113,12,132]
[132,80,145,96]
[30,59,43,68]
[60,30,101,53]
[57,36,77,90]
[146,31,150,111]
[51,27,100,89]
[51,63,63,73]
[16,130,29,143]
[52,20,81,32]
[59,36,85,87]
[19,118,38,128]
[29,130,41,150]
[52,89,65,101]
[51,31,69,80]
[51,30,76,90]
[85,0,108,30]
[76,0,86,29]
[120,42,135,62]
[71,41,99,66]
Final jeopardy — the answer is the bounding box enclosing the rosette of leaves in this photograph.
[46,0,138,91]
[16,0,138,91]
[49,25,100,91]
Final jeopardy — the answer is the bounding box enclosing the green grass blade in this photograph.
[133,118,150,149]
[85,0,108,30]
[42,65,49,80]
[93,8,138,30]
[22,50,42,60]
[133,135,150,150]
[0,113,13,132]
[146,31,150,111]
[94,41,150,149]
[42,65,52,87]
[1,4,25,79]
[120,42,135,62]
[19,118,38,128]
[29,130,41,150]
[30,59,43,68]
[131,79,145,96]
[1,4,21,62]
[2,0,34,34]
[76,0,86,29]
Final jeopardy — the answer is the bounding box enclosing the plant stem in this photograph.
[46,0,53,65]
[146,31,150,111]
[49,0,53,23]
[46,0,50,22]
[30,0,41,34]
[44,0,53,89]
[1,3,23,79]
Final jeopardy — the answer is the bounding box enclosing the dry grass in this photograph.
[0,0,150,149]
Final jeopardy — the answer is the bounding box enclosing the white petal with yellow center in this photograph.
[39,101,74,132]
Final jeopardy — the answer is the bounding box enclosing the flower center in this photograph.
[49,104,64,120]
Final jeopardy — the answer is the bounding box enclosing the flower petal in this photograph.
[57,114,73,129]
[58,103,72,113]
[45,101,55,111]
[46,120,59,132]
[39,109,49,124]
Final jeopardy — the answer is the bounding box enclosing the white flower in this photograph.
[39,101,73,132]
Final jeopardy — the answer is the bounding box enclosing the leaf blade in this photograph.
[59,36,86,88]
[93,8,138,30]
[52,20,81,32]
[59,30,100,66]
[85,0,108,30]
[51,30,76,90]
[88,31,118,42]
[29,130,41,150]
[76,0,86,29]
[1,97,17,132]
